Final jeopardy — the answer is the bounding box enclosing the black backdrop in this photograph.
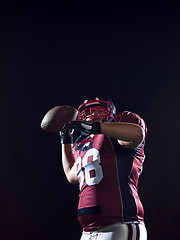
[1,2,180,240]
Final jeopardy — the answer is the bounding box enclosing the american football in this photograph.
[41,105,78,132]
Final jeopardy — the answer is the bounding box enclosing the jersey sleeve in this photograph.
[116,111,147,137]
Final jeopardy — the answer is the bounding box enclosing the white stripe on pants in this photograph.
[80,222,147,240]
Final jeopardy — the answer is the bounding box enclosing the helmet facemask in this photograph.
[78,99,115,122]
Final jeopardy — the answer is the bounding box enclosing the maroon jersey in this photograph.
[72,111,147,232]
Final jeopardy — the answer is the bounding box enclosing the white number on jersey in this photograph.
[75,148,103,190]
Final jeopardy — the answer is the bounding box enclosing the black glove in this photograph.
[63,121,101,136]
[59,129,73,144]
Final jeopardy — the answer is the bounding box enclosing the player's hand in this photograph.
[63,121,101,136]
[59,129,73,144]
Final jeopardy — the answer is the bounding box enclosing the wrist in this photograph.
[60,131,73,144]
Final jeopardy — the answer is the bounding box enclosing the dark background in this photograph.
[1,1,180,240]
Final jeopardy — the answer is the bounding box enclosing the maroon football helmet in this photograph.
[78,96,116,122]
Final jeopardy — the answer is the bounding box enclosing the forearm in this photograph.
[100,122,145,148]
[61,144,78,184]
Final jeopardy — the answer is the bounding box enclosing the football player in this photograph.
[60,95,148,240]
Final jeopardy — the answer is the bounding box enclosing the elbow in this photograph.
[67,178,79,184]
[129,126,145,149]
[136,126,145,146]
[66,172,79,184]
[68,179,79,184]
